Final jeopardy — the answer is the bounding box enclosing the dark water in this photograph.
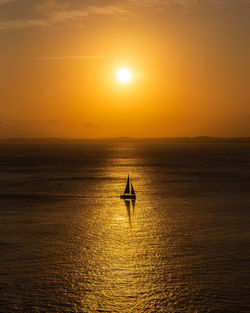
[0,141,249,312]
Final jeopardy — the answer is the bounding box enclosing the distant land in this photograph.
[1,137,250,143]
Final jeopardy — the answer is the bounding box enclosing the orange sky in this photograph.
[0,0,250,137]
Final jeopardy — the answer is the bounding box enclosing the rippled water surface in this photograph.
[0,141,250,312]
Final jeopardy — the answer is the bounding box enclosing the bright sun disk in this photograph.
[116,68,132,84]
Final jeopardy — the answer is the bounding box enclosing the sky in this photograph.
[0,0,250,138]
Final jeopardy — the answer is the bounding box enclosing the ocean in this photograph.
[0,140,249,312]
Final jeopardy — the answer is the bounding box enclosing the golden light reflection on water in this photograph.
[79,159,168,312]
[1,143,248,312]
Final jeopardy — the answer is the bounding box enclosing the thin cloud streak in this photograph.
[30,55,105,60]
[0,119,101,128]
[0,55,104,61]
[0,0,16,4]
[0,19,48,31]
[35,0,69,12]
[1,0,250,31]
[84,122,100,128]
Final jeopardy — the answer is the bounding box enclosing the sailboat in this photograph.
[120,175,136,199]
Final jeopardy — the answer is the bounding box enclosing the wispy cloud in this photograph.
[0,0,16,4]
[0,3,127,30]
[0,119,101,129]
[84,122,100,128]
[0,55,104,61]
[0,19,48,31]
[36,55,104,60]
[0,2,130,31]
[1,0,250,31]
[35,0,69,12]
[0,119,58,125]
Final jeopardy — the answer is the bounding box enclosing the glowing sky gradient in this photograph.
[0,0,250,137]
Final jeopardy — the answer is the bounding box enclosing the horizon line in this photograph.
[1,136,250,140]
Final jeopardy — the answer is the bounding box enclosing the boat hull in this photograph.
[120,194,136,199]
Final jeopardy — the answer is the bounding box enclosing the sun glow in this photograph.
[116,68,132,84]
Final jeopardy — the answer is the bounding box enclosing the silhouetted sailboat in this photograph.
[120,175,136,199]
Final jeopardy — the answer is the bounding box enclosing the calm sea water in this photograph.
[0,141,249,312]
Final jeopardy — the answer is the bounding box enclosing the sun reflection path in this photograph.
[78,145,173,312]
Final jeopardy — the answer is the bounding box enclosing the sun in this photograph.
[116,68,132,84]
